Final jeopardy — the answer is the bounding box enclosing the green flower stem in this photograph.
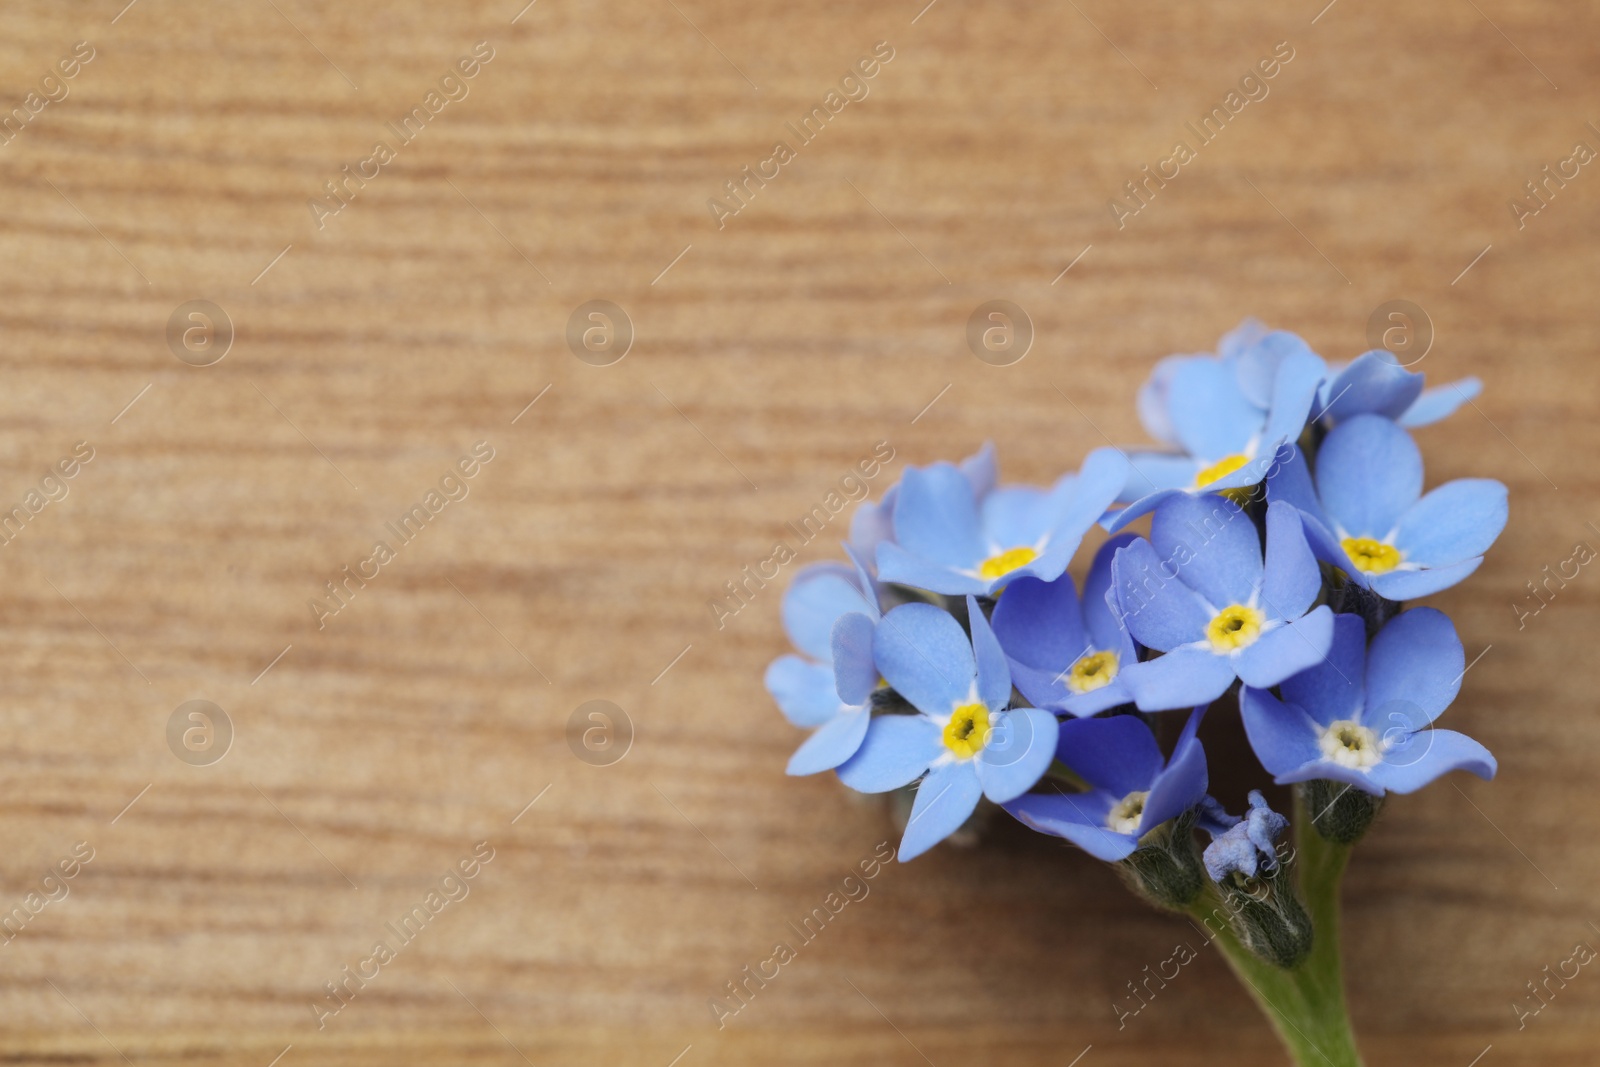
[1187,788,1364,1066]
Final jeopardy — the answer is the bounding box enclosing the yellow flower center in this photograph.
[1319,720,1383,770]
[1206,604,1264,652]
[1107,790,1149,834]
[1066,650,1119,694]
[978,546,1038,581]
[1341,537,1402,574]
[942,703,992,759]
[1195,453,1251,489]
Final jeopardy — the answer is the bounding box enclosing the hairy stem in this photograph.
[1186,788,1364,1066]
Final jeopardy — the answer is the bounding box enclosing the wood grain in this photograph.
[1,0,1597,1062]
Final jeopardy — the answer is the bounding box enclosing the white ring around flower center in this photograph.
[1318,719,1384,770]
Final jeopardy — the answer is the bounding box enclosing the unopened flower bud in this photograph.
[1116,808,1205,912]
[1302,779,1383,845]
[1216,865,1314,969]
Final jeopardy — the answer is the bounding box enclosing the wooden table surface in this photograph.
[1,0,1597,1063]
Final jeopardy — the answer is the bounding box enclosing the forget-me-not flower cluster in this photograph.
[766,321,1504,872]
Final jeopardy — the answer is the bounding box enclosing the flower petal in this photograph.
[1369,556,1483,600]
[1369,729,1496,793]
[1168,358,1260,459]
[1399,378,1481,428]
[1150,492,1262,610]
[1233,605,1335,689]
[1004,790,1136,862]
[1315,414,1423,538]
[871,603,976,715]
[1057,713,1163,797]
[891,462,985,567]
[1137,355,1192,446]
[1263,443,1327,526]
[765,655,842,727]
[786,708,872,776]
[835,715,942,792]
[981,485,1056,553]
[1005,661,1072,712]
[967,596,1013,712]
[898,762,984,861]
[1260,501,1321,621]
[1083,533,1139,654]
[1279,612,1366,725]
[849,484,898,560]
[839,542,882,620]
[1292,505,1368,585]
[1258,347,1326,447]
[976,707,1059,803]
[959,441,999,499]
[1274,758,1386,796]
[1111,538,1210,651]
[1363,606,1462,725]
[875,542,987,596]
[831,612,879,705]
[782,562,871,661]
[1321,351,1425,423]
[1121,647,1238,711]
[1103,488,1184,534]
[1142,708,1209,829]
[1219,318,1271,361]
[1394,479,1508,566]
[1236,329,1322,411]
[1061,677,1137,717]
[1066,447,1137,533]
[990,574,1087,671]
[1122,453,1201,503]
[1240,687,1324,777]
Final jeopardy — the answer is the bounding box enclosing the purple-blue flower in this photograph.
[1200,790,1288,881]
[836,598,1059,861]
[850,442,997,563]
[875,447,1129,596]
[764,547,882,775]
[1111,328,1324,532]
[1004,709,1208,862]
[1267,414,1508,600]
[989,534,1141,716]
[1240,609,1496,795]
[1205,318,1480,429]
[1315,349,1482,429]
[1111,495,1335,711]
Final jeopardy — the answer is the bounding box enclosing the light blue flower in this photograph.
[1003,709,1209,862]
[850,442,997,563]
[1220,318,1481,429]
[1315,350,1482,429]
[1397,377,1484,427]
[765,546,882,775]
[1267,414,1508,600]
[1111,495,1335,711]
[1240,609,1496,795]
[1200,790,1288,882]
[1111,329,1324,533]
[836,598,1059,861]
[989,534,1141,716]
[1135,319,1273,446]
[875,447,1129,596]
